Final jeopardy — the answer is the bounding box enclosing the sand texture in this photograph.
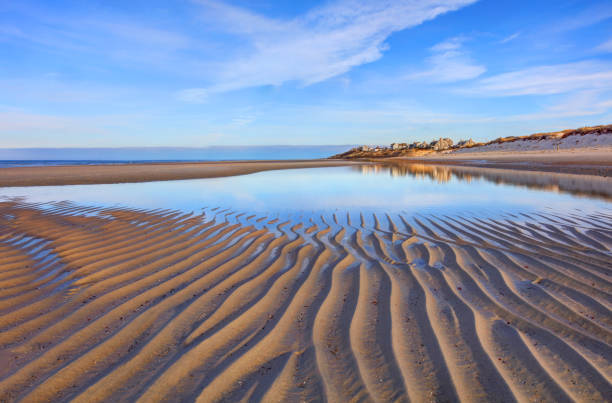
[0,201,611,402]
[0,160,358,187]
[452,133,612,153]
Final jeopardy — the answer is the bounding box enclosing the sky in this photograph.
[1,0,612,147]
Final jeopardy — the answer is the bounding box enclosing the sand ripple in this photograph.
[0,201,611,402]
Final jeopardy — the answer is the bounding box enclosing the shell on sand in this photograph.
[0,201,611,402]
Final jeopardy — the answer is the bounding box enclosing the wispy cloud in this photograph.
[551,3,612,33]
[595,38,612,53]
[0,77,135,104]
[406,36,485,83]
[504,90,612,121]
[466,61,612,96]
[499,32,520,44]
[0,3,192,66]
[176,88,209,103]
[178,0,478,101]
[545,90,612,116]
[0,107,108,136]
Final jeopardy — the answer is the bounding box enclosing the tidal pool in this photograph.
[1,163,611,219]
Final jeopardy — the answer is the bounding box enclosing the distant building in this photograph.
[391,142,408,150]
[430,138,454,151]
[360,145,371,152]
[456,139,475,148]
[411,141,428,149]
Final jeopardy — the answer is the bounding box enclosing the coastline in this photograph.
[0,159,361,187]
[2,146,611,189]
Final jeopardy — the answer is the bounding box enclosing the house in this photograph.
[410,141,429,149]
[456,139,476,148]
[430,138,454,151]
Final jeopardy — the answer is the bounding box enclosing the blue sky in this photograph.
[1,0,611,147]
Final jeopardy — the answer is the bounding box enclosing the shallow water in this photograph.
[1,163,610,218]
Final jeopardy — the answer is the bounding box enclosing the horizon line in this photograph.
[0,145,357,150]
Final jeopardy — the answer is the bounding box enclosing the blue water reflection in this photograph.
[1,165,610,217]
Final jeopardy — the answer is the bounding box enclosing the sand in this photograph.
[0,160,360,187]
[453,132,612,153]
[396,147,612,176]
[1,200,611,402]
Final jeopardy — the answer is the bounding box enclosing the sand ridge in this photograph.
[0,201,611,402]
[0,160,362,187]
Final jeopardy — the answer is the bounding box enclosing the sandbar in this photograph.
[0,159,361,187]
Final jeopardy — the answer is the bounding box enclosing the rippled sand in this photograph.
[1,201,611,402]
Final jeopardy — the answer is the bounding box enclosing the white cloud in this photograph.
[551,3,612,33]
[0,5,192,67]
[176,88,209,103]
[0,108,108,136]
[505,90,612,121]
[595,38,612,53]
[291,89,612,129]
[499,32,520,44]
[0,77,133,104]
[406,36,485,83]
[467,61,612,96]
[179,0,478,100]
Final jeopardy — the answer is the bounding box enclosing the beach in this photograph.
[0,160,359,187]
[2,147,611,190]
[1,192,611,402]
[4,0,612,401]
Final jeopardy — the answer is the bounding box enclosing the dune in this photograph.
[0,201,611,402]
[396,147,612,177]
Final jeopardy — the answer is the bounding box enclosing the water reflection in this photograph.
[357,162,612,201]
[1,165,610,216]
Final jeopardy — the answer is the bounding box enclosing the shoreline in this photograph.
[1,147,611,188]
[0,159,361,187]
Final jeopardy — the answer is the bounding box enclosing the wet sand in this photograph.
[1,201,611,402]
[0,160,360,187]
[396,147,612,177]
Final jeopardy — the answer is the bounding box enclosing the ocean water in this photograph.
[0,160,208,168]
[0,145,352,167]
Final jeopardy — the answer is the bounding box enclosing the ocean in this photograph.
[0,145,353,168]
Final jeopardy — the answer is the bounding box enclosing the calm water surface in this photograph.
[2,164,610,219]
[0,145,350,166]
